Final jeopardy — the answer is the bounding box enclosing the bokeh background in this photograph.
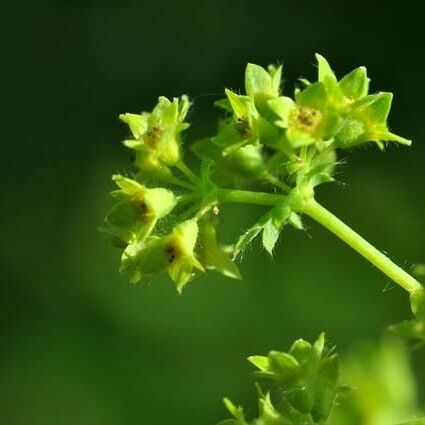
[2,1,425,424]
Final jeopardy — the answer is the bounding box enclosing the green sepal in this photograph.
[227,144,267,178]
[220,398,247,425]
[198,217,241,280]
[112,174,146,196]
[120,238,169,284]
[119,113,147,138]
[257,392,292,425]
[225,89,255,121]
[268,64,283,97]
[267,351,301,382]
[315,54,346,107]
[245,63,275,98]
[245,63,282,116]
[296,82,328,111]
[268,96,295,128]
[316,53,337,84]
[339,66,369,101]
[286,337,321,413]
[311,353,340,422]
[337,92,412,148]
[334,118,365,147]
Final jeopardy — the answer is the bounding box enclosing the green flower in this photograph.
[102,174,176,243]
[120,95,191,178]
[268,94,334,147]
[268,54,410,149]
[120,219,204,292]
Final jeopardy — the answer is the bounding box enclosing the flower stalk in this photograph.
[302,198,423,294]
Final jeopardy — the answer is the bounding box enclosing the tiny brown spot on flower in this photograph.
[135,201,149,221]
[234,118,251,139]
[146,125,163,148]
[165,244,177,263]
[290,106,322,133]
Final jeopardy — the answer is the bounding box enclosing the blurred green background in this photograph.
[2,1,425,424]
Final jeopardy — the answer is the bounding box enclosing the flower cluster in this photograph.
[101,54,410,292]
[220,334,346,424]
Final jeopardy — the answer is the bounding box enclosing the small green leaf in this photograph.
[262,219,280,255]
[233,214,269,259]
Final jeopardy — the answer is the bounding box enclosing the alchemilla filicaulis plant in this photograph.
[101,54,425,424]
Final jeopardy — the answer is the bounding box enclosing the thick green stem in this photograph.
[217,189,283,206]
[303,199,422,294]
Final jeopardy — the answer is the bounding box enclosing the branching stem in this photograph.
[176,161,200,185]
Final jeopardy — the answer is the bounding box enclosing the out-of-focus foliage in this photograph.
[219,337,423,425]
[328,338,421,425]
